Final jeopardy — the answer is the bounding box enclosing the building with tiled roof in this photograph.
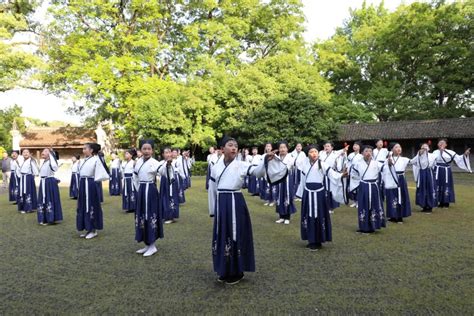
[335,117,473,158]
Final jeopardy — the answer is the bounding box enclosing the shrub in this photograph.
[191,161,208,176]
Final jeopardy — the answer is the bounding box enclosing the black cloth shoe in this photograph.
[225,274,244,285]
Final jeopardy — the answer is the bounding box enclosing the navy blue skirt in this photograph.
[300,183,332,244]
[435,164,455,204]
[293,169,302,195]
[77,177,104,231]
[206,164,211,190]
[69,173,79,199]
[161,175,179,221]
[385,174,411,219]
[122,174,136,212]
[212,192,255,277]
[357,181,386,232]
[416,168,437,209]
[9,173,19,202]
[275,176,297,217]
[109,168,122,196]
[96,182,104,203]
[247,176,259,195]
[135,182,164,245]
[178,176,186,204]
[38,177,63,224]
[17,174,38,212]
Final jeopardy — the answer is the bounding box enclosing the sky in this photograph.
[0,0,419,125]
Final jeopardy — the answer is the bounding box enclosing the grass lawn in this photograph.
[0,175,473,314]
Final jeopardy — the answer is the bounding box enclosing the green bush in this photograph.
[191,161,208,176]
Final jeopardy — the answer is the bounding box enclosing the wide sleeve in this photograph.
[94,159,110,182]
[295,165,307,199]
[49,153,59,172]
[382,163,398,190]
[208,167,217,217]
[453,152,472,173]
[247,158,266,178]
[31,160,40,176]
[323,162,344,203]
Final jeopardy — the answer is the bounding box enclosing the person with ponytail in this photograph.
[76,143,109,239]
[16,148,39,213]
[37,148,63,225]
[122,148,137,213]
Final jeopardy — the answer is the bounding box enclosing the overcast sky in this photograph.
[0,0,419,124]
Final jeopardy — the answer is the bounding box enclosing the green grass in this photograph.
[0,175,473,314]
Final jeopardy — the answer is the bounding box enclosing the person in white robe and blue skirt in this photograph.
[9,150,22,204]
[260,143,277,206]
[272,141,296,224]
[347,142,363,208]
[69,154,80,199]
[291,142,306,199]
[160,147,179,224]
[122,148,137,213]
[37,148,63,225]
[247,147,261,196]
[76,143,110,239]
[410,143,437,213]
[384,143,412,223]
[296,145,346,250]
[432,139,471,208]
[206,146,216,190]
[350,145,396,233]
[133,140,170,257]
[373,139,389,201]
[172,149,186,204]
[109,152,122,196]
[319,141,348,213]
[208,136,267,285]
[16,149,39,213]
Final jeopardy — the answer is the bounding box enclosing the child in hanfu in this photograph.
[410,143,437,213]
[122,148,137,213]
[37,148,63,225]
[296,145,347,251]
[133,140,171,257]
[432,139,471,208]
[16,149,39,213]
[208,136,266,285]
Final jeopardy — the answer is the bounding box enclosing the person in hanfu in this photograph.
[432,139,471,208]
[206,146,216,190]
[241,148,251,189]
[133,140,171,257]
[181,150,193,189]
[109,152,122,196]
[247,147,261,196]
[208,136,267,285]
[95,151,108,203]
[260,142,277,206]
[76,143,110,240]
[373,139,389,201]
[350,145,397,234]
[16,148,39,214]
[272,141,297,225]
[291,142,307,201]
[160,147,179,224]
[69,154,81,199]
[296,145,347,251]
[319,141,348,213]
[171,148,186,204]
[346,141,363,208]
[410,143,437,213]
[384,143,412,224]
[37,148,63,225]
[121,148,137,213]
[9,150,22,204]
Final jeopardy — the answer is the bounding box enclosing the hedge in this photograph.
[191,161,208,176]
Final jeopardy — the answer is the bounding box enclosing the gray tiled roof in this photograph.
[336,117,474,141]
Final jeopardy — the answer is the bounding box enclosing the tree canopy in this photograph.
[1,0,472,152]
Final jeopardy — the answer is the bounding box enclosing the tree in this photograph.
[0,0,41,91]
[314,0,473,121]
[0,105,25,151]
